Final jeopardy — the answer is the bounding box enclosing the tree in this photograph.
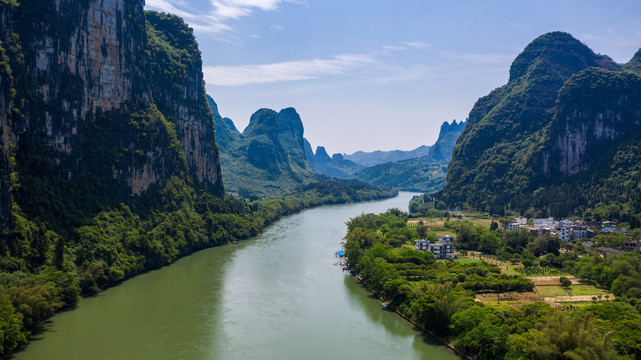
[0,291,27,356]
[559,276,572,287]
[505,312,617,360]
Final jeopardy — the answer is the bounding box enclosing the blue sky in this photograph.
[145,0,641,155]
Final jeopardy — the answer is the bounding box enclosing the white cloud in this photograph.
[145,0,294,36]
[405,41,429,49]
[202,41,511,87]
[204,54,376,86]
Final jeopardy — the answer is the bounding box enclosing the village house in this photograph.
[602,221,617,233]
[534,218,556,227]
[529,226,551,238]
[624,239,640,252]
[414,239,429,252]
[414,236,457,259]
[507,217,527,231]
[571,225,593,240]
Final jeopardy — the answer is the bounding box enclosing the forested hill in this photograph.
[355,119,465,192]
[208,98,317,197]
[436,32,641,222]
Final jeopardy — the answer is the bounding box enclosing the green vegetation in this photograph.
[0,174,395,356]
[344,210,641,359]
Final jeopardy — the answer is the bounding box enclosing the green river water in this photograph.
[14,192,458,360]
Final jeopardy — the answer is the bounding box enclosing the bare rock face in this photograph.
[0,3,17,233]
[17,0,148,146]
[545,68,641,177]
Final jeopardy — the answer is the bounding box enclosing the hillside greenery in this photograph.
[436,32,641,225]
[211,103,318,197]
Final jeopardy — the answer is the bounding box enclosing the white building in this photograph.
[414,239,430,252]
[534,218,556,227]
[602,221,617,233]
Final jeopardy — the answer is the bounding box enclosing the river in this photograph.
[15,192,458,360]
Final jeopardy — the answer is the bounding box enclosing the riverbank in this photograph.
[353,274,467,359]
[14,191,460,360]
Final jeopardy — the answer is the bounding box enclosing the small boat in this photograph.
[381,302,388,308]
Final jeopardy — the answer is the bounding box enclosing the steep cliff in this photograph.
[0,2,16,233]
[0,2,258,354]
[146,12,223,196]
[545,68,641,177]
[0,1,226,236]
[436,32,641,218]
[355,119,465,192]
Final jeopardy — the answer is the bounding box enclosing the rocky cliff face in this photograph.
[0,1,225,231]
[545,68,641,177]
[146,12,223,196]
[207,94,240,152]
[14,0,149,153]
[0,3,15,232]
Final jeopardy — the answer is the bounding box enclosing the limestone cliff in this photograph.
[0,1,224,233]
[0,3,14,232]
[545,68,641,177]
[355,119,465,192]
[146,12,223,196]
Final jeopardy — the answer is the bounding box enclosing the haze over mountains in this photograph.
[345,146,432,167]
[356,120,465,192]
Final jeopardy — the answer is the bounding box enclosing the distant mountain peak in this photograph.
[315,146,332,163]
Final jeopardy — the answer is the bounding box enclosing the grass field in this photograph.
[535,286,571,297]
[535,283,609,299]
[454,258,482,264]
[570,284,607,296]
[407,213,495,229]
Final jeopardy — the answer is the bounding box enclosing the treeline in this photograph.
[344,210,641,359]
[0,177,395,356]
